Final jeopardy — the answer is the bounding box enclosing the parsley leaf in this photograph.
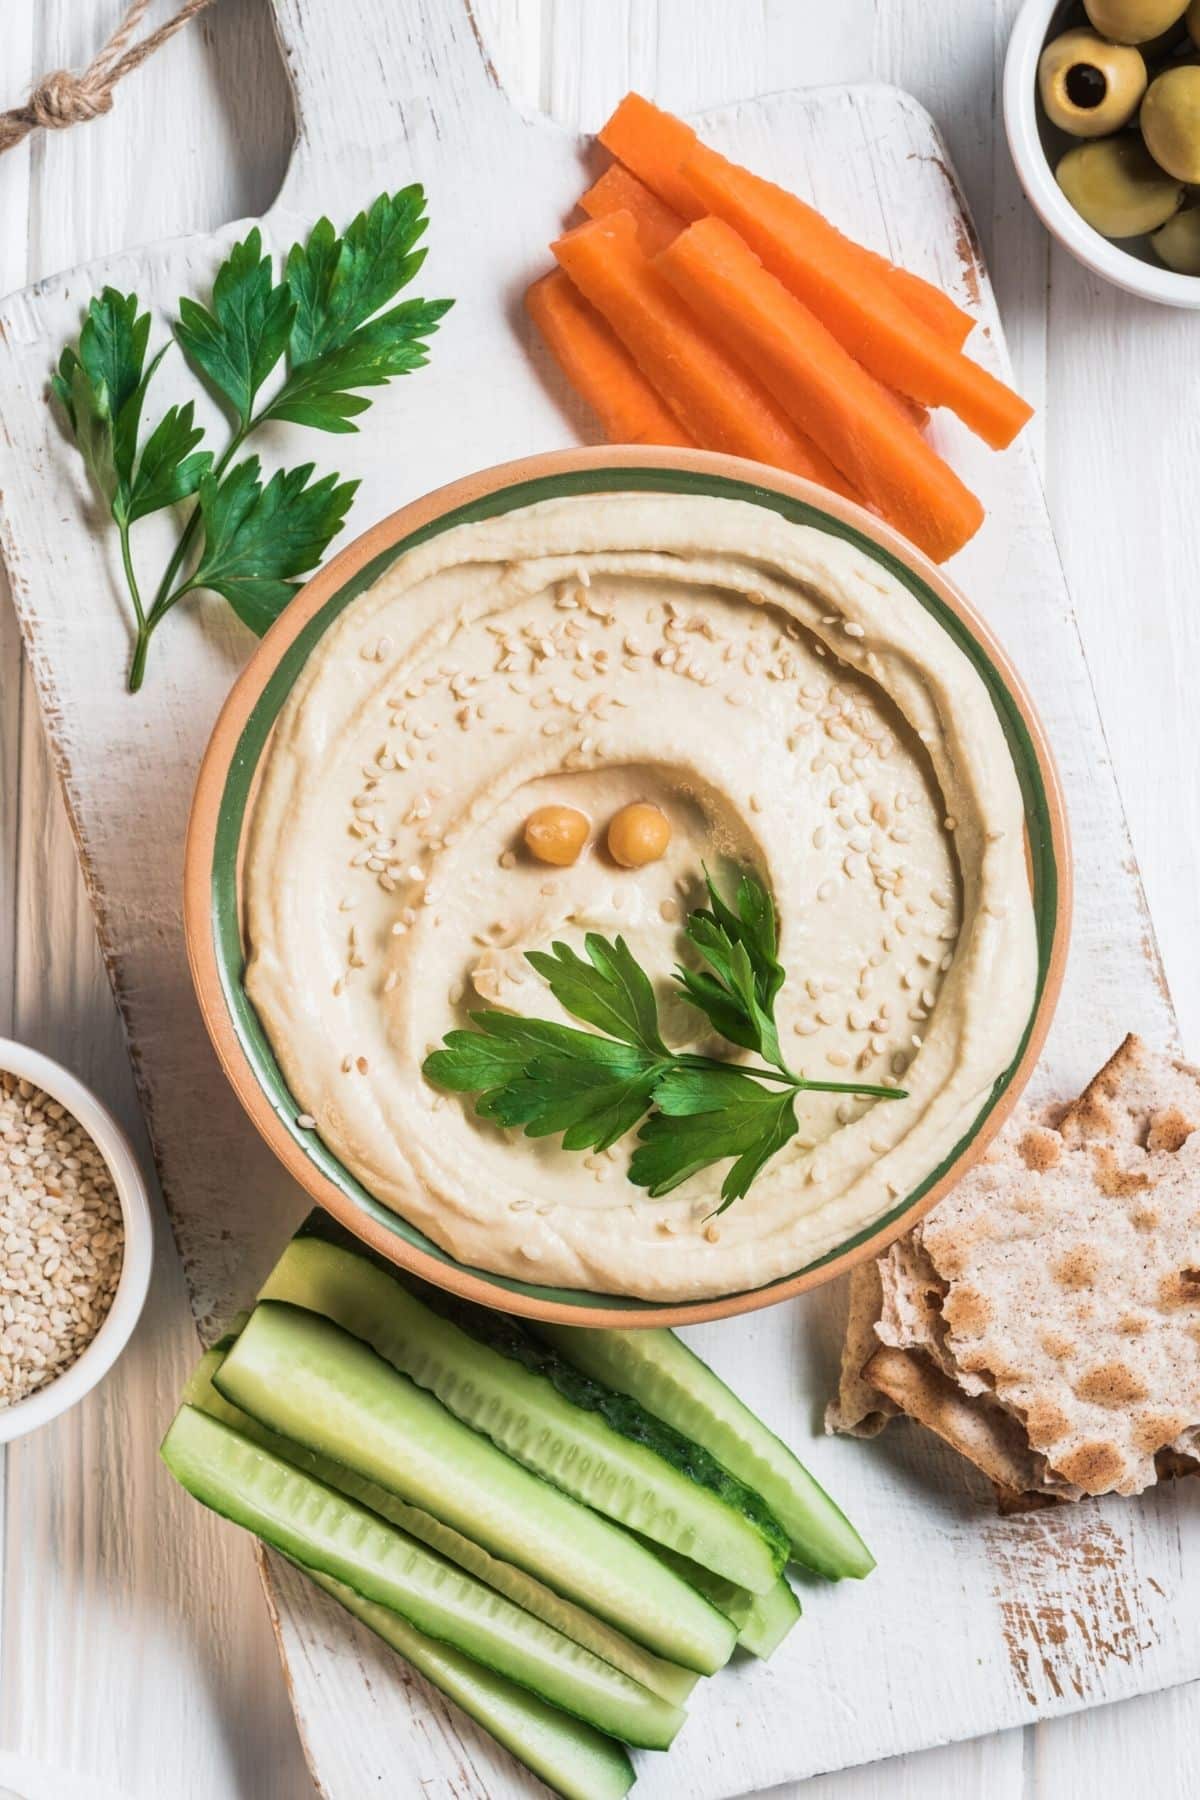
[52,345,120,505]
[261,189,453,434]
[51,288,166,519]
[51,189,451,692]
[286,188,433,362]
[525,935,668,1055]
[262,299,451,433]
[175,229,295,430]
[425,1012,665,1154]
[422,1025,533,1095]
[676,868,788,1068]
[422,871,906,1209]
[630,1067,798,1209]
[185,455,358,635]
[126,402,212,522]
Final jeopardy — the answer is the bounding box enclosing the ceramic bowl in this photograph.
[0,1038,153,1442]
[1005,0,1200,307]
[184,447,1070,1328]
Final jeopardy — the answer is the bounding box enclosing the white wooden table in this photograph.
[0,3,1197,1797]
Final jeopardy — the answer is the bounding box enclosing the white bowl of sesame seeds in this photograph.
[0,1038,153,1443]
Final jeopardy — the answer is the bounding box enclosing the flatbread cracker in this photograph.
[829,1036,1200,1503]
[863,1344,1066,1502]
[826,1262,896,1436]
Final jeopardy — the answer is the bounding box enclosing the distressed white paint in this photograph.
[0,7,309,1800]
[0,2,1196,1797]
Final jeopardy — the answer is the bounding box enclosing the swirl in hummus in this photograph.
[243,492,1038,1300]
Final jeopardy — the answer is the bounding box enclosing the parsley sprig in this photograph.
[424,870,905,1213]
[51,190,452,691]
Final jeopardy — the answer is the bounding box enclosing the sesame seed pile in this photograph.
[0,1070,124,1409]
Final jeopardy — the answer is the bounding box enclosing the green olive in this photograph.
[1083,0,1188,43]
[1140,64,1200,182]
[1038,30,1147,136]
[1056,135,1184,236]
[1151,204,1200,270]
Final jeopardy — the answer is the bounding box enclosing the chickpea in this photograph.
[607,802,671,868]
[523,804,590,866]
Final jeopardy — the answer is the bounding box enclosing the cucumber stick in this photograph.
[186,1347,697,1708]
[294,1563,634,1800]
[739,1575,802,1659]
[650,1541,755,1630]
[260,1233,786,1594]
[215,1301,736,1675]
[537,1321,874,1580]
[646,1540,800,1660]
[162,1404,683,1749]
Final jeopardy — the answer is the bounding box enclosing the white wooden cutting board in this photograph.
[0,2,1194,1794]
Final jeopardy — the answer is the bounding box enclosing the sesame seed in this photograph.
[0,1073,124,1407]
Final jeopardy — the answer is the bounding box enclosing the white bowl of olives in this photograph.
[1005,0,1200,304]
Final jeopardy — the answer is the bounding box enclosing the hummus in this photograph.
[244,492,1038,1300]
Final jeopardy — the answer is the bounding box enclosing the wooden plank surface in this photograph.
[0,6,310,1799]
[0,2,1196,1797]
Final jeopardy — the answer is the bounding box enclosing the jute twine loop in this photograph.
[0,0,216,157]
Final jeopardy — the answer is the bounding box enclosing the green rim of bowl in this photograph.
[209,467,1060,1313]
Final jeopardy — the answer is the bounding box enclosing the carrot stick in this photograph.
[525,271,695,448]
[598,93,974,350]
[551,212,859,499]
[580,165,684,256]
[682,141,1032,450]
[865,254,974,350]
[657,217,983,563]
[582,157,929,433]
[597,92,705,221]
